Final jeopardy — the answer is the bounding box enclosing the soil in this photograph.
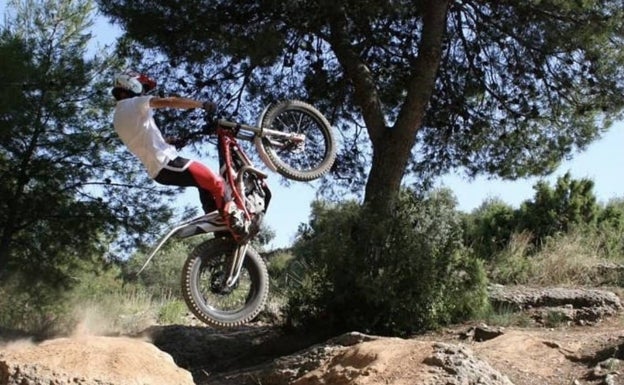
[2,286,624,385]
[422,318,624,385]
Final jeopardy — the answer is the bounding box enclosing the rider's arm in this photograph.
[149,96,203,110]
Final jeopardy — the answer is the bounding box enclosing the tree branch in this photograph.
[395,0,451,134]
[327,9,387,143]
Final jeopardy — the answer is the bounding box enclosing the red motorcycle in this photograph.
[137,100,336,327]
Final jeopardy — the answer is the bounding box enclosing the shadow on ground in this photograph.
[140,324,325,384]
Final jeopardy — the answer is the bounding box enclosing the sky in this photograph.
[4,4,623,249]
[261,126,624,248]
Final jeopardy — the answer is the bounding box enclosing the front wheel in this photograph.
[257,100,337,181]
[181,238,269,328]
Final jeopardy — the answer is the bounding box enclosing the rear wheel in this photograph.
[181,238,269,328]
[258,100,336,181]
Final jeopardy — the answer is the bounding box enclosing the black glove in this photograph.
[165,136,188,149]
[202,101,217,113]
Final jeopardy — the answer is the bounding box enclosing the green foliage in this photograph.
[488,222,624,287]
[266,250,298,291]
[462,198,517,259]
[0,274,72,337]
[594,198,624,258]
[0,257,125,336]
[463,173,624,286]
[518,172,599,243]
[488,232,535,285]
[99,0,624,202]
[157,299,187,325]
[465,173,608,261]
[482,303,533,328]
[0,257,190,336]
[123,238,201,297]
[286,189,489,336]
[543,310,570,328]
[0,0,177,285]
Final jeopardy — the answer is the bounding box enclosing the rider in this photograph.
[111,70,247,240]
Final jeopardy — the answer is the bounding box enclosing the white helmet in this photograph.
[113,70,157,95]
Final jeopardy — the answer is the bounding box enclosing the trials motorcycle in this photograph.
[136,100,337,328]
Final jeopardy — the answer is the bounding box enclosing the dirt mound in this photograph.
[217,323,623,385]
[2,323,624,385]
[0,335,194,385]
[279,338,514,385]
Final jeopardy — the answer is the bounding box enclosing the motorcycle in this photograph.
[135,100,337,328]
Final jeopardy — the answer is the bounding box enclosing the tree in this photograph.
[0,0,176,283]
[462,197,517,259]
[518,172,598,243]
[98,0,624,217]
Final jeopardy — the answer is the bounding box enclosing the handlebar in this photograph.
[170,107,299,149]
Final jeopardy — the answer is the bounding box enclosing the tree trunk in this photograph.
[363,0,451,215]
[0,234,11,275]
[364,127,417,216]
[327,0,449,216]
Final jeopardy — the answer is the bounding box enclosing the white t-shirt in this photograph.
[113,96,178,178]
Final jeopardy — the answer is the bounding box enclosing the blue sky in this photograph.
[437,124,624,212]
[260,125,624,248]
[4,4,622,249]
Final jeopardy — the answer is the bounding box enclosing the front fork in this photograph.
[225,242,249,288]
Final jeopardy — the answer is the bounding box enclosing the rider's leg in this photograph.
[198,189,218,214]
[154,157,225,206]
[155,157,247,239]
[185,161,226,209]
[185,162,248,239]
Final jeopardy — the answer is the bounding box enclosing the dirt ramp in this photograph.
[0,335,194,385]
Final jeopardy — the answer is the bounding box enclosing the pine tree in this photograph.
[0,0,176,284]
[99,0,624,216]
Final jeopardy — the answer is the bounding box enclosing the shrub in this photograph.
[0,262,184,336]
[488,231,535,284]
[285,189,489,336]
[488,223,624,287]
[157,299,187,325]
[123,238,200,297]
[517,172,599,246]
[462,198,517,260]
[0,274,75,338]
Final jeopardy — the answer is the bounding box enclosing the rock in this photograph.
[0,335,194,385]
[424,342,515,385]
[460,325,505,342]
[1,284,623,385]
[329,331,382,346]
[488,285,622,325]
[217,333,514,385]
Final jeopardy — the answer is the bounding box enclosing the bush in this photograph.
[462,198,517,260]
[0,261,187,337]
[285,189,489,336]
[488,223,624,286]
[518,172,599,245]
[488,231,535,284]
[0,274,75,338]
[123,238,200,297]
[157,299,187,324]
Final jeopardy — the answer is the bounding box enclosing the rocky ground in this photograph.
[1,285,624,385]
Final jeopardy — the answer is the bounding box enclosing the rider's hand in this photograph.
[202,101,217,113]
[165,136,187,149]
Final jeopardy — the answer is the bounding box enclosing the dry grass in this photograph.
[489,227,624,287]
